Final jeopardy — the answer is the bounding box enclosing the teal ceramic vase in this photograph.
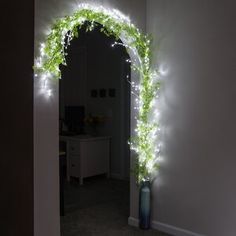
[139,180,151,229]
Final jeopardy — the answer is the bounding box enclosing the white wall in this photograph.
[145,0,236,235]
[34,1,146,236]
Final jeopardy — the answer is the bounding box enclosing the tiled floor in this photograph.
[61,176,170,236]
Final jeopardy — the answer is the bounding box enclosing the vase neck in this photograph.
[141,180,150,187]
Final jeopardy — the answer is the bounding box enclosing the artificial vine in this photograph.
[34,4,161,184]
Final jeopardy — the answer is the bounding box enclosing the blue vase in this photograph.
[139,180,151,229]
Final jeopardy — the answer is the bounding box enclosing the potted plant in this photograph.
[84,113,105,136]
[130,125,160,230]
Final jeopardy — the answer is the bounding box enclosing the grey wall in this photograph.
[1,0,34,235]
[146,0,236,235]
[34,1,146,236]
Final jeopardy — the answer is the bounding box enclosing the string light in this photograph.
[34,3,162,183]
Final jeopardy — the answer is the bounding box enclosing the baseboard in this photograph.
[152,221,204,236]
[128,217,139,227]
[128,217,204,236]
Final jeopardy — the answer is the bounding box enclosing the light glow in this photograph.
[34,3,162,183]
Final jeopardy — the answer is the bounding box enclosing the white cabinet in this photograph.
[68,156,80,178]
[60,135,110,185]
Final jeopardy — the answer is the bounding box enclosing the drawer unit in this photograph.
[68,157,80,178]
[69,141,80,155]
[60,135,110,185]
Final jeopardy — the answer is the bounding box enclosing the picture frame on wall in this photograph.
[91,89,98,98]
[108,88,116,97]
[99,89,106,98]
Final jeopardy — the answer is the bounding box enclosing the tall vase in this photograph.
[139,180,151,229]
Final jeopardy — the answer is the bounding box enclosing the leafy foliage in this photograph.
[34,6,161,184]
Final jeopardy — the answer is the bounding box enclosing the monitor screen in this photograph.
[64,106,85,133]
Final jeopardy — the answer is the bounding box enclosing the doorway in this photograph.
[59,22,131,235]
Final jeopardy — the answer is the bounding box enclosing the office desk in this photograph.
[60,135,110,185]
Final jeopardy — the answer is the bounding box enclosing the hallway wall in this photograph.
[34,1,146,236]
[145,0,236,235]
[1,0,34,235]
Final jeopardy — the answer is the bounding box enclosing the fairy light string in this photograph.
[34,3,161,183]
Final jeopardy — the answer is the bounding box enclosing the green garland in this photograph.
[34,5,161,183]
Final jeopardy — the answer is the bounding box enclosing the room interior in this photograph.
[58,23,132,235]
[2,0,236,236]
[59,22,131,181]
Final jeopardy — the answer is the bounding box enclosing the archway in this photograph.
[34,2,160,189]
[59,23,132,233]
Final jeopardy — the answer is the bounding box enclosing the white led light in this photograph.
[34,3,163,182]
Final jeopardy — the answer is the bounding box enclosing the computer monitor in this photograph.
[64,106,85,134]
